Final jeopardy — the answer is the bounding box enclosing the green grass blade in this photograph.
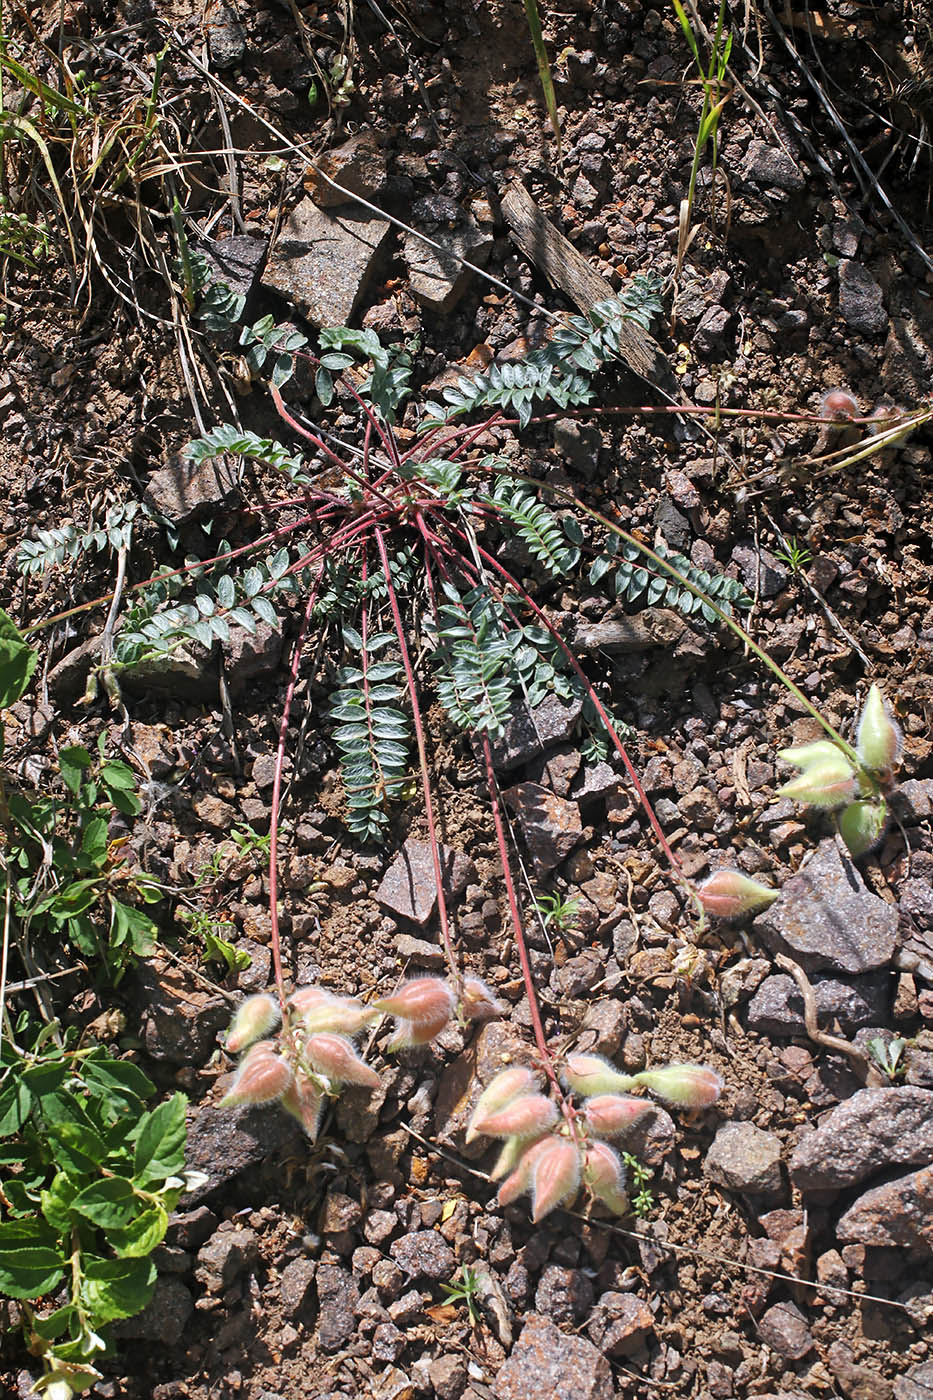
[521,0,561,154]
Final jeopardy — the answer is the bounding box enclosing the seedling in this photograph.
[621,1152,656,1218]
[866,1036,909,1081]
[440,1265,483,1327]
[774,537,812,574]
[534,891,581,935]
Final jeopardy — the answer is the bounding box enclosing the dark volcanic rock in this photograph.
[264,200,392,327]
[494,1312,614,1400]
[752,838,898,975]
[704,1122,783,1196]
[790,1087,933,1191]
[503,782,583,875]
[182,1100,300,1203]
[746,972,887,1036]
[836,1166,933,1250]
[145,451,240,525]
[316,1263,360,1352]
[375,839,475,925]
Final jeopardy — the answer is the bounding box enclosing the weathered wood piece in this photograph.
[500,181,679,396]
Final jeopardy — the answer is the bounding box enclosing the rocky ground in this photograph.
[1,0,933,1397]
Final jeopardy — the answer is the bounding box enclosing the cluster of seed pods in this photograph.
[467,1055,723,1222]
[220,975,502,1139]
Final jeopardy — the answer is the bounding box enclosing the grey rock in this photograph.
[403,215,494,313]
[827,1340,894,1400]
[264,200,392,327]
[389,1229,456,1282]
[654,496,691,553]
[316,1263,360,1351]
[731,544,787,599]
[747,972,887,1036]
[494,1313,614,1400]
[693,304,731,357]
[570,760,620,806]
[195,1228,258,1291]
[894,1360,933,1400]
[534,1266,594,1326]
[166,1206,218,1249]
[486,694,583,770]
[587,1291,655,1357]
[571,608,689,653]
[892,779,933,825]
[882,316,933,400]
[306,131,388,209]
[225,621,283,698]
[758,1301,814,1359]
[372,1321,406,1363]
[742,140,805,191]
[182,1099,300,1203]
[197,234,266,309]
[553,418,600,474]
[839,260,888,336]
[280,1258,316,1317]
[394,933,446,968]
[145,450,240,525]
[752,838,898,975]
[836,1166,933,1250]
[205,1,246,68]
[503,782,583,875]
[375,839,475,926]
[110,1277,193,1342]
[790,1087,933,1191]
[429,1354,469,1400]
[135,960,229,1067]
[615,1102,675,1167]
[704,1121,783,1196]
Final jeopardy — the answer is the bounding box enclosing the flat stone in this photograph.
[264,200,392,327]
[586,1292,655,1357]
[494,1313,614,1400]
[747,972,887,1036]
[752,838,898,975]
[181,1099,300,1203]
[758,1302,814,1359]
[742,140,805,191]
[731,544,788,599]
[704,1122,783,1196]
[225,620,283,697]
[487,694,583,770]
[403,215,494,313]
[839,260,888,336]
[145,450,240,525]
[534,1266,594,1326]
[134,959,230,1067]
[394,933,446,968]
[503,782,583,875]
[375,839,475,926]
[305,131,388,209]
[198,234,266,309]
[316,1263,360,1352]
[280,1258,316,1317]
[205,0,246,68]
[389,1229,456,1282]
[894,1360,933,1400]
[693,304,731,357]
[790,1087,933,1191]
[434,1020,539,1157]
[836,1166,933,1250]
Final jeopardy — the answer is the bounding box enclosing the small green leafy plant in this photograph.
[774,537,812,574]
[440,1264,483,1327]
[621,1151,656,1218]
[671,0,733,275]
[0,1029,196,1396]
[534,891,581,935]
[865,1036,909,1081]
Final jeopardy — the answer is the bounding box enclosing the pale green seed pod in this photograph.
[856,684,903,775]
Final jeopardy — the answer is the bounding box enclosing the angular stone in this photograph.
[264,200,392,327]
[375,839,475,926]
[110,1277,193,1342]
[839,260,887,336]
[790,1087,933,1192]
[145,450,240,525]
[305,131,388,209]
[225,620,283,697]
[742,140,805,191]
[134,958,230,1067]
[403,215,494,313]
[316,1263,360,1352]
[758,1301,814,1359]
[704,1122,783,1196]
[827,1340,894,1400]
[487,694,584,770]
[836,1166,933,1250]
[571,608,688,653]
[494,1313,614,1400]
[503,782,583,875]
[731,544,787,599]
[280,1258,316,1317]
[205,0,246,68]
[586,1292,654,1357]
[752,838,898,975]
[195,1227,259,1291]
[198,234,266,309]
[747,972,887,1037]
[389,1229,456,1281]
[894,1359,933,1400]
[534,1266,594,1327]
[181,1099,300,1203]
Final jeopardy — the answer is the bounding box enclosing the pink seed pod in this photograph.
[583,1093,652,1138]
[497,1136,553,1206]
[281,1071,326,1141]
[696,869,779,920]
[777,759,857,809]
[460,975,506,1023]
[819,388,858,421]
[289,985,332,1014]
[220,1041,294,1108]
[856,684,903,775]
[226,993,281,1053]
[385,1006,454,1052]
[374,977,456,1030]
[474,1093,559,1141]
[305,1033,381,1089]
[531,1136,582,1222]
[632,1063,723,1109]
[467,1066,538,1144]
[561,1053,636,1097]
[583,1141,629,1215]
[296,991,377,1038]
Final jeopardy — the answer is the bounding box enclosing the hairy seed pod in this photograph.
[305,1033,381,1089]
[583,1093,652,1138]
[777,739,849,770]
[220,1041,294,1107]
[474,1093,559,1141]
[583,1140,629,1215]
[777,759,858,809]
[561,1053,636,1097]
[226,993,281,1053]
[531,1136,582,1222]
[374,977,456,1029]
[820,388,858,421]
[856,684,903,775]
[460,975,506,1022]
[467,1067,538,1144]
[496,1136,553,1206]
[281,1071,326,1140]
[632,1063,723,1109]
[696,869,779,920]
[838,799,888,860]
